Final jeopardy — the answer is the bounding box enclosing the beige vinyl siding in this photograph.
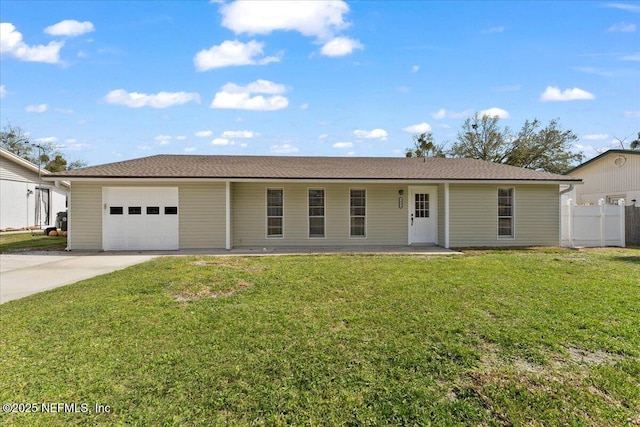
[68,182,226,250]
[449,184,559,247]
[179,183,226,249]
[0,157,41,183]
[572,153,640,205]
[68,182,102,250]
[437,184,445,246]
[232,182,408,247]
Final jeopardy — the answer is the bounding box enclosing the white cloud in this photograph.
[270,143,299,154]
[1,23,63,63]
[583,134,609,141]
[210,79,289,111]
[0,85,5,98]
[155,135,172,145]
[194,39,281,71]
[431,108,471,119]
[411,65,420,73]
[35,136,58,144]
[540,86,595,101]
[623,110,640,118]
[44,20,95,37]
[184,147,196,153]
[621,52,640,61]
[319,134,328,140]
[300,103,309,110]
[608,22,636,32]
[220,130,255,138]
[482,26,505,34]
[332,142,353,148]
[61,139,90,151]
[104,89,201,108]
[175,135,187,140]
[402,122,431,133]
[220,0,350,39]
[195,130,213,137]
[354,128,388,140]
[480,107,510,118]
[211,138,232,146]
[602,3,640,13]
[320,36,363,57]
[25,104,48,113]
[240,143,248,148]
[572,144,603,159]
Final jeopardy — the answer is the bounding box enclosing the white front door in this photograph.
[409,186,437,244]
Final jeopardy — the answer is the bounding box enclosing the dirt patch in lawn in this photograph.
[172,279,253,303]
[191,257,266,273]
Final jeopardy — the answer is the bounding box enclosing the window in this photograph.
[308,189,325,238]
[266,188,283,237]
[110,206,123,215]
[414,193,429,218]
[147,206,160,215]
[350,189,366,238]
[128,206,142,215]
[498,188,514,238]
[606,195,625,205]
[165,206,178,215]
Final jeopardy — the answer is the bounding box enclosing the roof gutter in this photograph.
[559,184,575,195]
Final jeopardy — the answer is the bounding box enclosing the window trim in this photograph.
[307,187,326,239]
[349,187,367,239]
[497,187,515,239]
[265,187,284,239]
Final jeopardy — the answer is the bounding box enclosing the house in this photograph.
[47,154,581,251]
[565,149,640,206]
[0,147,69,231]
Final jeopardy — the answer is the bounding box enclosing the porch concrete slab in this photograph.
[0,252,157,304]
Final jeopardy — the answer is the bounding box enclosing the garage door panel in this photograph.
[103,187,178,250]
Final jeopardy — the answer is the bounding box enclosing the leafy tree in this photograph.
[505,119,582,174]
[449,113,512,163]
[448,113,582,173]
[630,132,640,150]
[1,123,86,171]
[405,132,446,158]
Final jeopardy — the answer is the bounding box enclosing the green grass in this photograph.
[0,232,67,253]
[1,248,639,426]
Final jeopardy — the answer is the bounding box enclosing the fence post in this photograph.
[598,198,605,247]
[619,199,626,248]
[567,198,574,248]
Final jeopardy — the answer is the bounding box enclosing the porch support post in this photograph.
[225,181,231,250]
[444,183,450,249]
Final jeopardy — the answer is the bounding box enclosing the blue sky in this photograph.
[1,1,639,167]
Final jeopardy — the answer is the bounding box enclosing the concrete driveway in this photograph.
[0,252,157,304]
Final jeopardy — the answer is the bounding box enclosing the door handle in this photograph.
[411,214,414,226]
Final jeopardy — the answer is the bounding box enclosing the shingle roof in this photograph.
[49,154,581,182]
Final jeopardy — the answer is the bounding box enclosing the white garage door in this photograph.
[103,187,178,250]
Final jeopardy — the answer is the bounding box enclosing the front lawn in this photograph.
[0,232,67,253]
[1,249,639,425]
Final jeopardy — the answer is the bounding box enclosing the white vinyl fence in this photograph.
[561,199,626,248]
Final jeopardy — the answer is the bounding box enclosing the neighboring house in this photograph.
[0,147,69,231]
[565,149,640,206]
[47,155,581,251]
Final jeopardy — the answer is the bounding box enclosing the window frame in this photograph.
[497,187,515,239]
[266,188,284,239]
[307,188,326,239]
[349,188,367,239]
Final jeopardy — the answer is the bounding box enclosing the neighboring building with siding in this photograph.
[48,155,580,251]
[565,149,640,206]
[0,147,69,231]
